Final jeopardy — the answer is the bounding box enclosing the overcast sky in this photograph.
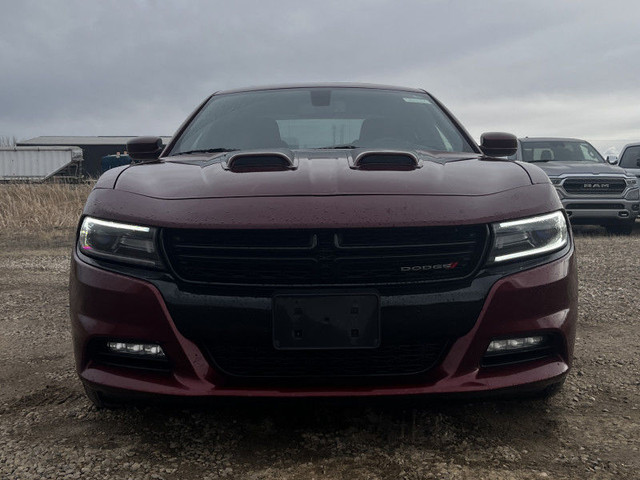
[1,0,639,154]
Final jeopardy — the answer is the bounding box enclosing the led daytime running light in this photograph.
[78,216,162,268]
[83,218,150,233]
[497,211,564,229]
[489,211,568,264]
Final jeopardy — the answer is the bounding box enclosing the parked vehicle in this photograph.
[509,138,639,234]
[617,142,640,184]
[70,84,577,407]
[101,153,131,173]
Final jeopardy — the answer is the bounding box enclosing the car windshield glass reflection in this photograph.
[620,145,640,168]
[168,88,476,155]
[521,141,604,163]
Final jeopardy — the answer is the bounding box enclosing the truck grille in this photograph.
[162,225,488,286]
[563,178,626,195]
[565,203,625,210]
[205,342,448,378]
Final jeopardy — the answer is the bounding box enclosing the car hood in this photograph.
[532,161,629,176]
[111,152,534,200]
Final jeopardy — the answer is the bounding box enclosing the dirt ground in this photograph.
[0,224,638,480]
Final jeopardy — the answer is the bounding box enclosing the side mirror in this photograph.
[127,136,164,161]
[606,155,619,165]
[480,132,518,157]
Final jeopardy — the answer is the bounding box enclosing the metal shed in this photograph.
[0,146,84,181]
[17,136,171,177]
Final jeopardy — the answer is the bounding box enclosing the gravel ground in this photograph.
[0,225,638,479]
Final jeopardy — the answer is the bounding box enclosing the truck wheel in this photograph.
[605,221,635,235]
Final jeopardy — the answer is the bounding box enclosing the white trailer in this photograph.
[0,146,84,181]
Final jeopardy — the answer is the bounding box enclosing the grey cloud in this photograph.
[1,0,639,144]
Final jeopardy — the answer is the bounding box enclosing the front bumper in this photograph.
[562,197,639,223]
[70,249,578,398]
[556,178,639,224]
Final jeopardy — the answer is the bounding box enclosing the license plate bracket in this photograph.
[273,293,380,350]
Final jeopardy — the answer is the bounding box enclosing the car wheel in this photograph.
[83,383,121,409]
[605,221,634,235]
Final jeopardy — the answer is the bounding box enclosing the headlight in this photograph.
[78,217,162,268]
[549,177,562,185]
[626,188,640,200]
[487,211,568,264]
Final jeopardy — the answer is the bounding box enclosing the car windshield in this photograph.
[619,145,640,168]
[519,140,604,163]
[168,87,476,155]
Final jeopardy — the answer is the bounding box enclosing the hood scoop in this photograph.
[353,150,421,170]
[224,151,296,172]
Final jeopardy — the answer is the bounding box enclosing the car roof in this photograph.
[621,142,640,150]
[214,83,428,96]
[518,137,586,143]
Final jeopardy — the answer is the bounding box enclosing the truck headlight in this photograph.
[487,211,568,264]
[625,188,640,200]
[78,217,162,268]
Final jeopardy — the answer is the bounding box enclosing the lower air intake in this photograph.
[205,342,449,378]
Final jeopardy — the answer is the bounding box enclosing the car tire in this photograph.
[605,221,635,235]
[83,383,121,409]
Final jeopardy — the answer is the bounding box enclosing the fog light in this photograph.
[106,341,165,357]
[486,335,545,354]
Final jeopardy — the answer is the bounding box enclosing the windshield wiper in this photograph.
[317,144,359,150]
[529,159,551,163]
[169,148,237,157]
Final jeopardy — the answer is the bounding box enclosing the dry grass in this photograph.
[0,182,93,247]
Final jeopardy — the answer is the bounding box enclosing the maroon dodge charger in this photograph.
[70,84,577,407]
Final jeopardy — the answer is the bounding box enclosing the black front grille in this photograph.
[162,225,488,286]
[563,178,626,194]
[565,203,625,210]
[205,342,448,378]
